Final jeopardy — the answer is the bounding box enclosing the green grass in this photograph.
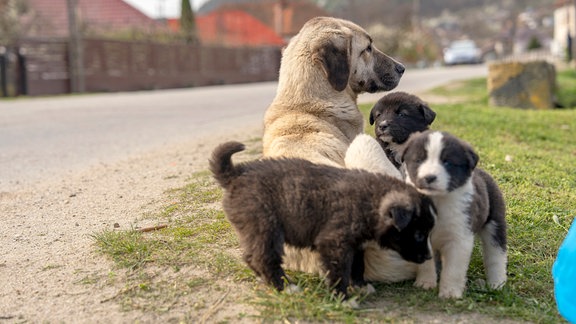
[557,69,576,108]
[427,77,490,105]
[357,102,575,323]
[93,73,576,323]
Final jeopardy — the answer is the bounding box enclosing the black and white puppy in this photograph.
[210,141,436,300]
[402,130,507,299]
[370,92,436,168]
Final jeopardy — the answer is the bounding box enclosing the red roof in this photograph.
[23,0,159,37]
[216,1,329,39]
[169,10,286,46]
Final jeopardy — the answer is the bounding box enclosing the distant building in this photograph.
[553,3,576,59]
[168,9,286,46]
[198,0,329,42]
[19,0,161,38]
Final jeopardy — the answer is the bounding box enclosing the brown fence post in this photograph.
[67,0,85,93]
[16,48,27,96]
[0,46,7,97]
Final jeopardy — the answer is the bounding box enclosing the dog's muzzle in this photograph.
[376,120,389,135]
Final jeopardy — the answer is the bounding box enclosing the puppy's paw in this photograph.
[351,283,376,295]
[342,297,360,309]
[439,286,464,299]
[414,278,437,290]
[363,283,376,295]
[415,260,437,290]
[284,284,301,294]
[487,279,506,290]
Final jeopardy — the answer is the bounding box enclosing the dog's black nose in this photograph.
[395,63,405,75]
[424,175,437,184]
[378,121,388,132]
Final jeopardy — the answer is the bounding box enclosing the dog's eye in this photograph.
[414,231,426,242]
[362,44,372,56]
[443,160,453,168]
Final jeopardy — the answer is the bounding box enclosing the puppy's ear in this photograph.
[369,106,378,125]
[313,38,350,92]
[401,135,418,162]
[378,191,413,232]
[419,104,436,125]
[389,206,412,231]
[465,144,479,170]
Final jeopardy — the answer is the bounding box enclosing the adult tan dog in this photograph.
[263,17,405,167]
[262,17,405,275]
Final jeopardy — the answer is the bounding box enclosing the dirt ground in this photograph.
[0,119,529,323]
[0,127,263,323]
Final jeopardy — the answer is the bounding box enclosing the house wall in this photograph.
[553,5,576,58]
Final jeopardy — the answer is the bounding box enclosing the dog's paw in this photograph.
[415,260,437,290]
[284,284,301,294]
[439,286,464,299]
[351,283,376,295]
[342,297,360,309]
[414,278,437,290]
[487,278,506,290]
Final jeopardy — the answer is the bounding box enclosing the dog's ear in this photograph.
[369,106,378,125]
[401,135,418,162]
[419,103,436,125]
[378,191,413,232]
[465,144,479,170]
[389,206,412,231]
[313,37,350,92]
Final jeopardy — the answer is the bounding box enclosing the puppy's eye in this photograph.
[414,231,426,242]
[443,160,453,168]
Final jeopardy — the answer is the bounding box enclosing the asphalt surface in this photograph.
[0,64,487,191]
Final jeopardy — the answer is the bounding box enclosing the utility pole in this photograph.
[573,0,576,65]
[66,0,85,93]
[412,0,420,32]
[566,0,573,62]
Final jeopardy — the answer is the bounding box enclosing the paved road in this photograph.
[0,64,487,191]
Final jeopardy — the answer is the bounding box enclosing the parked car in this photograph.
[443,40,482,65]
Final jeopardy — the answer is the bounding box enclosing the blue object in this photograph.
[553,218,576,324]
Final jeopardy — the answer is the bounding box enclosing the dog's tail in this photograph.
[209,141,245,188]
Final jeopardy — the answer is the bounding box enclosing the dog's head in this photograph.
[369,92,436,160]
[403,131,478,195]
[375,190,435,264]
[290,17,404,94]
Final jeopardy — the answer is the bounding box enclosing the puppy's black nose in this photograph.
[424,175,437,184]
[378,121,388,132]
[395,63,405,75]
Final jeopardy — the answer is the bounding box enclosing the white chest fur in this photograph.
[429,178,474,250]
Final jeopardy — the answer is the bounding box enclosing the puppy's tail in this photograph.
[209,141,245,188]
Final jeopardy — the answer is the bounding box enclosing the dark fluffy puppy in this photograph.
[402,130,507,299]
[210,141,436,299]
[369,91,436,168]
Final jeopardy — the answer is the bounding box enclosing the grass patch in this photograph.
[557,69,576,108]
[93,77,575,322]
[427,77,489,104]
